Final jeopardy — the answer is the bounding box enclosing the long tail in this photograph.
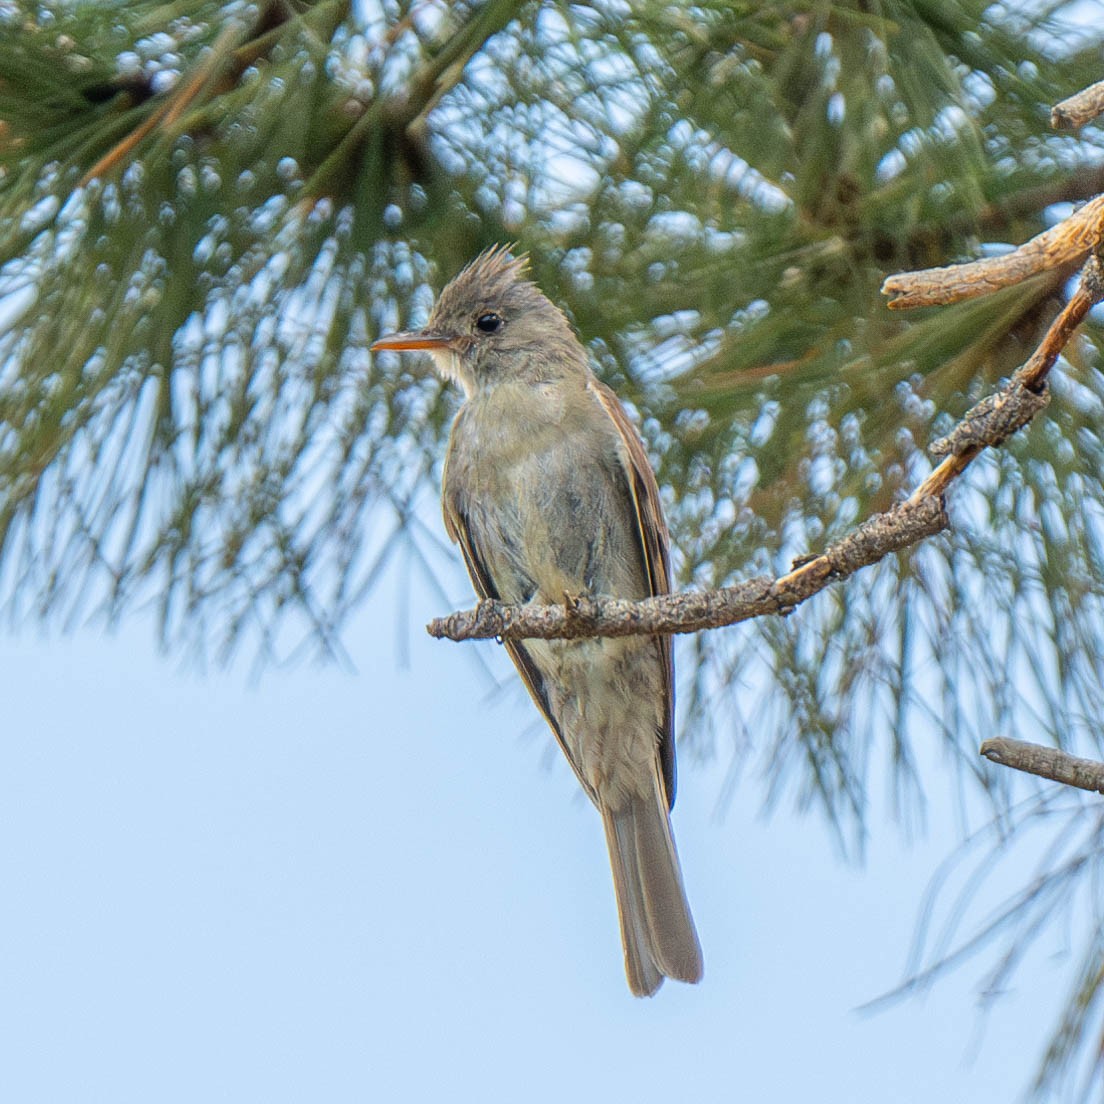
[600,772,703,997]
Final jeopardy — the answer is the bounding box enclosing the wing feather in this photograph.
[586,378,677,809]
[443,494,598,803]
[442,377,675,809]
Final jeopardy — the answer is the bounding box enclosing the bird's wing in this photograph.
[442,493,598,803]
[586,377,677,809]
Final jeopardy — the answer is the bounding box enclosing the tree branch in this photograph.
[1051,79,1104,130]
[427,496,948,642]
[904,248,1103,501]
[428,84,1104,646]
[980,738,1104,794]
[881,194,1104,310]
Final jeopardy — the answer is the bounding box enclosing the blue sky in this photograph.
[0,554,1070,1103]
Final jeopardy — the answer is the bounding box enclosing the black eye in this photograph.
[475,312,503,334]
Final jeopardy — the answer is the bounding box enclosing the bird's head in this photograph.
[371,246,586,396]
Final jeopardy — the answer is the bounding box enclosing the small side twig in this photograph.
[881,194,1104,310]
[980,737,1104,794]
[906,249,1103,501]
[1051,79,1104,130]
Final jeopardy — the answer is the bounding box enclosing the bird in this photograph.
[371,245,702,995]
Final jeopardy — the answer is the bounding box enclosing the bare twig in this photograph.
[980,738,1104,794]
[881,195,1104,309]
[1052,80,1104,130]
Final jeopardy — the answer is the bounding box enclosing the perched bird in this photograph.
[372,246,702,995]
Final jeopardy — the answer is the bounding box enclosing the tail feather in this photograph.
[601,775,703,996]
[604,809,664,997]
[630,792,703,983]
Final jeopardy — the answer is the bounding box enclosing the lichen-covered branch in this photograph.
[427,495,948,642]
[980,738,1104,794]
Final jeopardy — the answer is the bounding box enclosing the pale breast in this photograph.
[444,379,649,605]
[443,377,667,803]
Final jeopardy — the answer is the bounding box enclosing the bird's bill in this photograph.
[370,330,455,352]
